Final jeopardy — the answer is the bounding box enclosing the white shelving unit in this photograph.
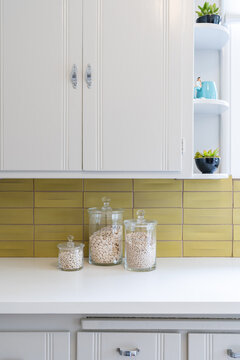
[195,24,230,50]
[194,99,229,115]
[193,19,230,179]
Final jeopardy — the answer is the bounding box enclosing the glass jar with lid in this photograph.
[124,210,157,272]
[57,235,85,271]
[88,197,124,266]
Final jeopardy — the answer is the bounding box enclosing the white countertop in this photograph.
[1,258,240,315]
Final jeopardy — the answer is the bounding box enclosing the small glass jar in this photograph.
[88,197,124,266]
[124,210,157,272]
[57,235,85,271]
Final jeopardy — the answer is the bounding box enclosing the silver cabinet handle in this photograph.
[85,64,92,88]
[117,348,140,357]
[227,349,240,358]
[71,64,78,89]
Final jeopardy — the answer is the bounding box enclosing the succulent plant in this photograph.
[196,2,220,17]
[194,148,220,159]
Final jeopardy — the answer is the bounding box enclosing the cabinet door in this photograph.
[0,0,82,171]
[0,332,70,360]
[189,333,240,360]
[83,0,186,171]
[78,332,181,360]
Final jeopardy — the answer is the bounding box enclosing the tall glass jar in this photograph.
[88,197,124,266]
[124,210,157,272]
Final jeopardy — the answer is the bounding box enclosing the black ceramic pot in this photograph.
[195,157,220,174]
[196,15,221,24]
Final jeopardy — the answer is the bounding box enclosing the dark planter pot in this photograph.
[196,14,221,24]
[195,157,220,174]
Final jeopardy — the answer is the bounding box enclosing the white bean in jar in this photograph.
[58,248,83,271]
[125,232,156,270]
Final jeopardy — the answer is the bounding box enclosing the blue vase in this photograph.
[196,81,218,99]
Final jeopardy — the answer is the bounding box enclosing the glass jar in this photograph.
[88,197,124,266]
[57,235,85,271]
[124,210,157,272]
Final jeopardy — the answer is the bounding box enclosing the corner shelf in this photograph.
[195,24,230,50]
[191,173,229,179]
[194,99,229,115]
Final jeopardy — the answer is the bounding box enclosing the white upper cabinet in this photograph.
[83,0,192,172]
[0,0,82,171]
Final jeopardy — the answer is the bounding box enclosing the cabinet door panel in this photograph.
[0,332,70,360]
[0,0,82,171]
[83,0,183,171]
[189,333,240,360]
[78,332,181,360]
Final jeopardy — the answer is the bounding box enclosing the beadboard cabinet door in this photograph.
[83,0,191,172]
[0,332,70,360]
[77,332,181,360]
[0,0,82,171]
[189,333,240,360]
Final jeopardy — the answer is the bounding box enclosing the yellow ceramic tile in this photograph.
[35,225,83,241]
[84,179,132,191]
[234,180,240,191]
[234,192,240,208]
[34,208,83,225]
[0,179,33,191]
[233,242,240,257]
[234,225,240,241]
[133,208,182,224]
[184,208,232,225]
[183,225,232,241]
[34,179,83,191]
[35,240,87,257]
[0,192,33,208]
[157,225,182,241]
[183,192,232,208]
[84,192,133,208]
[184,178,232,191]
[0,241,33,257]
[0,209,33,224]
[84,208,133,224]
[183,241,232,257]
[35,192,83,208]
[134,180,182,192]
[0,225,33,240]
[134,192,182,208]
[156,241,182,257]
[233,209,240,224]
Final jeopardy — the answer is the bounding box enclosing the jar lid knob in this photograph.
[102,197,111,210]
[137,209,145,223]
[67,235,74,248]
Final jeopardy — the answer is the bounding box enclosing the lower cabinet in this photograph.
[0,332,70,360]
[77,332,181,360]
[189,333,240,360]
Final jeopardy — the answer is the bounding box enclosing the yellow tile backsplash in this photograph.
[0,177,239,258]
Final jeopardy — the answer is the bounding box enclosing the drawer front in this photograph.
[78,332,181,360]
[189,333,240,360]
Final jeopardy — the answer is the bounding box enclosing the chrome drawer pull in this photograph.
[227,349,240,358]
[85,64,92,88]
[117,348,140,357]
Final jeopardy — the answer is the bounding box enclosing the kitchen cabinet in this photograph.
[0,332,70,360]
[0,0,82,171]
[83,0,193,172]
[77,332,181,360]
[189,333,240,360]
[0,0,193,176]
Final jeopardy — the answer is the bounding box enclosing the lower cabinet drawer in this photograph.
[0,332,70,360]
[189,333,240,360]
[78,332,181,360]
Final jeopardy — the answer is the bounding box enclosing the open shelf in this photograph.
[194,99,229,115]
[195,24,230,50]
[191,173,229,179]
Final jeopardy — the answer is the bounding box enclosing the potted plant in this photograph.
[196,2,221,24]
[194,148,220,174]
